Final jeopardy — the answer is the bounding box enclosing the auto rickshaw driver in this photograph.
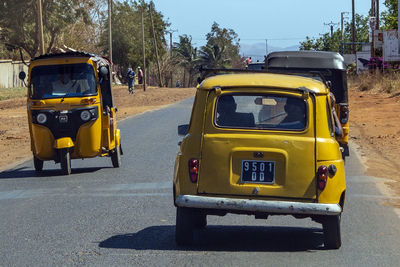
[52,69,78,94]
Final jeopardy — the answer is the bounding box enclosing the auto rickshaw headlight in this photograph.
[80,110,91,121]
[36,113,47,124]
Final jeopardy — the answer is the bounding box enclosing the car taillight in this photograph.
[339,104,349,124]
[188,159,199,183]
[317,165,328,191]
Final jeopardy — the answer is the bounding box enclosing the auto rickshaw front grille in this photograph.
[31,106,99,141]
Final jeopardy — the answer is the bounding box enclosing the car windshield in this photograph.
[215,94,307,130]
[30,63,97,99]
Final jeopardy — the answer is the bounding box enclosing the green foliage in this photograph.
[204,22,241,65]
[299,14,369,53]
[381,0,398,29]
[199,44,230,68]
[98,0,168,78]
[0,87,26,100]
[173,35,199,86]
[0,0,95,58]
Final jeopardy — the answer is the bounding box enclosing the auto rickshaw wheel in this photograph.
[60,149,71,175]
[111,145,121,168]
[33,156,43,172]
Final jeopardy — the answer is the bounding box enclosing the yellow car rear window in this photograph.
[215,94,307,131]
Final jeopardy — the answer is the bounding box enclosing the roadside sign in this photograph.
[383,30,400,62]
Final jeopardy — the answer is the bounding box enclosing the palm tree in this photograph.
[199,43,230,69]
[173,35,199,87]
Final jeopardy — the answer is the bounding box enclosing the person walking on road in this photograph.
[137,67,143,85]
[126,67,136,94]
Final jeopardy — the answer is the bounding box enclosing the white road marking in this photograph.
[0,182,171,201]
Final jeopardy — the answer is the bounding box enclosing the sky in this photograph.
[151,0,386,60]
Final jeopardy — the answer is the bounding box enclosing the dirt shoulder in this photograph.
[349,89,400,207]
[0,85,196,171]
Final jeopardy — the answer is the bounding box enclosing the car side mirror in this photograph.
[99,66,109,77]
[326,80,332,89]
[19,71,26,80]
[178,124,189,136]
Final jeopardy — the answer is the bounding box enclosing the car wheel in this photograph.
[33,156,43,172]
[323,214,341,249]
[175,207,195,246]
[60,149,71,175]
[194,212,207,229]
[111,145,121,168]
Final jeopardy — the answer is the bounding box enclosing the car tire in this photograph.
[323,214,341,249]
[175,207,195,246]
[33,156,43,172]
[111,145,121,168]
[60,149,71,175]
[194,212,207,229]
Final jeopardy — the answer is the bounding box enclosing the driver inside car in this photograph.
[279,97,306,129]
[52,71,79,94]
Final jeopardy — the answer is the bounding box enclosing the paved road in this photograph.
[1,98,400,266]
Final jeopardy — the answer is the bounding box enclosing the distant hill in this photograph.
[240,42,300,62]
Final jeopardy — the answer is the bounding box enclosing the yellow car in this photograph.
[173,72,346,249]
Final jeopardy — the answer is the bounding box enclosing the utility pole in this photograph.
[324,21,339,38]
[108,0,113,81]
[265,39,268,56]
[341,12,349,55]
[166,29,177,88]
[149,2,163,87]
[376,0,379,29]
[141,5,146,91]
[371,0,376,58]
[166,29,177,56]
[352,0,356,55]
[36,0,44,55]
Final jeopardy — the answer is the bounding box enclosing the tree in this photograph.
[98,0,168,81]
[199,43,229,68]
[0,0,95,58]
[173,35,199,87]
[199,22,242,68]
[381,0,398,29]
[299,14,368,53]
[56,0,106,54]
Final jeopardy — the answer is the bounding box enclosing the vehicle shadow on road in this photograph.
[0,166,108,179]
[99,225,325,252]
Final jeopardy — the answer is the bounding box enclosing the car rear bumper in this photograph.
[175,195,342,216]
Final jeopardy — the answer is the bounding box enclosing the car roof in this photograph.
[30,51,111,66]
[199,73,329,94]
[267,51,346,70]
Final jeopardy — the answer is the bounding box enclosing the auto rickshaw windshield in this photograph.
[30,63,97,99]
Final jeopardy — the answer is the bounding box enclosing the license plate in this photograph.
[241,160,275,184]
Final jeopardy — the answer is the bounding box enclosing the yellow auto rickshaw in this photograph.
[18,51,121,175]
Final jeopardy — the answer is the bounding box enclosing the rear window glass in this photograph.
[215,94,307,130]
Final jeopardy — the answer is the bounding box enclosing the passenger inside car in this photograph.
[216,95,255,128]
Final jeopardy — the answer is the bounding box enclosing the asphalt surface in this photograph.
[1,98,400,266]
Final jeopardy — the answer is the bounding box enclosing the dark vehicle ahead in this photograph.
[265,51,349,157]
[247,62,265,70]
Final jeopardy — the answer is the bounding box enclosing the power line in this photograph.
[324,21,340,38]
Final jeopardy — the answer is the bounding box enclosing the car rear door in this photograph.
[197,88,317,200]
